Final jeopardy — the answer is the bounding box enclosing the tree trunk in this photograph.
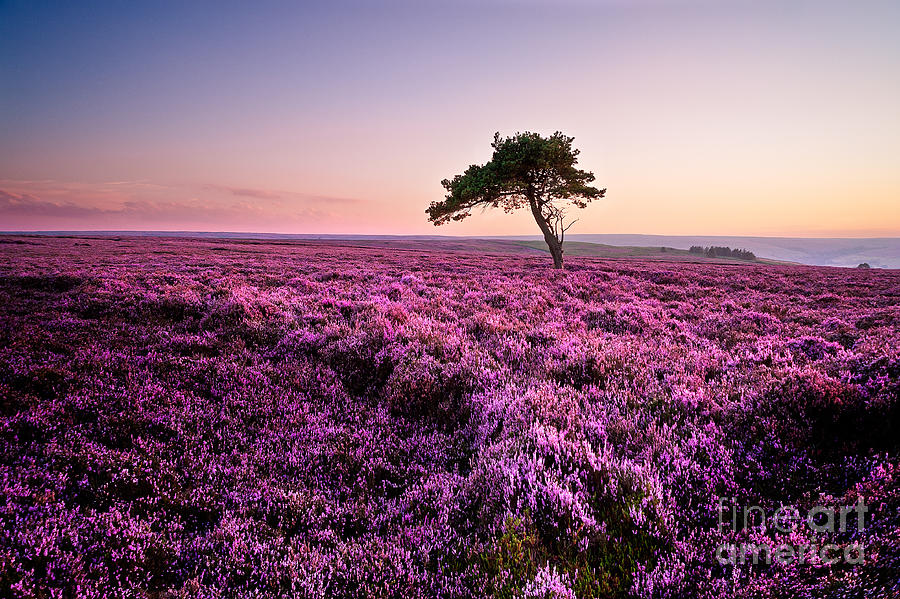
[545,235,564,269]
[528,191,564,269]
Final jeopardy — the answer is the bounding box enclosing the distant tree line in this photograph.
[689,245,756,261]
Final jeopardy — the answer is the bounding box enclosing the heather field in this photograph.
[1,236,899,598]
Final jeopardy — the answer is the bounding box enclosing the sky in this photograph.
[1,0,898,237]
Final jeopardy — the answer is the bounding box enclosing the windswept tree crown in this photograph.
[427,131,605,268]
[428,131,604,224]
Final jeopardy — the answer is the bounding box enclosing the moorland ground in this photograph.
[1,236,898,597]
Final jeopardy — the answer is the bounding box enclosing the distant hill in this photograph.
[0,232,777,265]
[4,231,898,268]
[559,234,900,269]
[504,240,783,264]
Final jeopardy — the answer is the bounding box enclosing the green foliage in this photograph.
[689,245,756,260]
[475,516,542,599]
[427,132,604,226]
[474,496,663,598]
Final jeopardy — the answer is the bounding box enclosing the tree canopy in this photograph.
[427,131,604,268]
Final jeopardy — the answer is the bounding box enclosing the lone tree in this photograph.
[427,131,605,269]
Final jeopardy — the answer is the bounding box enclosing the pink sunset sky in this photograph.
[1,0,898,237]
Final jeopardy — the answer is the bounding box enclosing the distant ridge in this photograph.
[3,231,898,269]
[506,234,900,269]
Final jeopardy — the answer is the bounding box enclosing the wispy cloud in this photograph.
[0,179,361,230]
[203,184,282,200]
[203,184,362,205]
[0,189,113,217]
[297,193,362,205]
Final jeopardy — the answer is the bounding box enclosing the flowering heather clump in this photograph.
[1,236,899,598]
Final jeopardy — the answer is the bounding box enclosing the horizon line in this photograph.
[3,230,900,241]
